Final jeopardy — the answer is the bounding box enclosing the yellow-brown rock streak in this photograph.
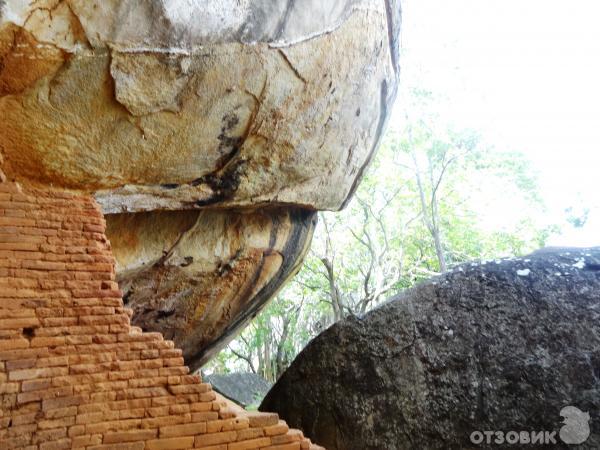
[107,208,316,370]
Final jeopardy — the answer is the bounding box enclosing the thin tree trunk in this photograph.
[413,152,447,272]
[275,318,291,379]
[431,221,447,272]
[257,347,264,379]
[321,257,344,321]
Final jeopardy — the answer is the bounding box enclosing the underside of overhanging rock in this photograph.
[106,207,316,370]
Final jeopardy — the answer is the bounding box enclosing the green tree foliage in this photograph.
[204,88,559,383]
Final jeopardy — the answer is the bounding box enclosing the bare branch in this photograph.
[228,345,256,373]
[293,279,322,291]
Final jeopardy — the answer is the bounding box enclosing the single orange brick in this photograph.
[228,437,272,450]
[246,412,279,428]
[236,428,264,441]
[103,429,158,443]
[159,421,207,438]
[264,421,289,436]
[146,436,195,450]
[194,431,237,447]
[261,443,301,450]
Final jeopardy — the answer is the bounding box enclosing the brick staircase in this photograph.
[0,182,324,450]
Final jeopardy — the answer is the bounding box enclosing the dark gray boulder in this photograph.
[261,247,600,449]
[205,372,272,407]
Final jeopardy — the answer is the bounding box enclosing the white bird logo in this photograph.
[559,406,590,445]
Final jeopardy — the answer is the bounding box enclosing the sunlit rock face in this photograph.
[0,0,399,211]
[0,0,399,366]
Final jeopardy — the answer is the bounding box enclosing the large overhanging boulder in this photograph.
[0,0,400,368]
[0,0,399,211]
[261,248,600,449]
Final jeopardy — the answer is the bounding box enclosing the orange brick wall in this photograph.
[0,182,324,450]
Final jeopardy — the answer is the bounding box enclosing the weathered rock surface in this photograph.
[205,372,272,407]
[261,247,600,449]
[0,0,399,212]
[106,207,316,370]
[0,0,400,368]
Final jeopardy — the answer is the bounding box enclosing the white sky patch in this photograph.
[393,0,600,247]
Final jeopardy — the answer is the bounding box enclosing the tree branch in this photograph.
[228,345,256,373]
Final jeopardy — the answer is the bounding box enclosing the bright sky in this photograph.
[394,0,600,246]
